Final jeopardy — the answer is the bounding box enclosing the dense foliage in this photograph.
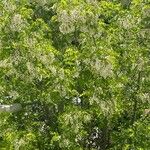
[0,0,150,149]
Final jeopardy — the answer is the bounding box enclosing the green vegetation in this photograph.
[0,0,149,149]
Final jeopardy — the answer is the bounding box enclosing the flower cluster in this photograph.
[143,7,150,17]
[10,14,24,31]
[0,58,12,68]
[58,9,80,34]
[90,58,113,78]
[3,1,16,12]
[56,1,99,35]
[118,15,140,30]
[8,90,19,100]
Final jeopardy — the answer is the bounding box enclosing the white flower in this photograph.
[137,57,145,71]
[72,97,81,104]
[58,10,70,23]
[3,1,16,12]
[0,104,22,112]
[89,94,99,105]
[58,68,64,79]
[143,7,150,17]
[36,0,47,6]
[14,138,26,150]
[86,0,98,4]
[59,23,75,34]
[58,9,82,34]
[139,93,150,103]
[11,50,21,65]
[83,58,90,64]
[10,14,24,31]
[26,62,35,73]
[100,63,113,79]
[80,26,89,33]
[49,66,57,75]
[119,15,140,30]
[84,114,91,122]
[8,91,19,100]
[70,9,80,22]
[91,58,113,78]
[0,58,12,68]
[100,101,111,115]
[25,37,37,48]
[73,71,79,78]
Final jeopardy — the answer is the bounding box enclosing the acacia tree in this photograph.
[0,0,149,149]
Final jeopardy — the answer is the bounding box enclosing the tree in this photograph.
[0,0,149,149]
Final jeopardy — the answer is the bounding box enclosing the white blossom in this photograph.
[25,37,37,48]
[14,138,26,150]
[8,91,19,100]
[118,14,140,30]
[37,52,55,67]
[70,9,80,22]
[10,14,24,31]
[59,23,75,34]
[58,10,70,23]
[58,8,84,34]
[3,1,16,12]
[80,26,89,33]
[73,71,80,78]
[84,114,91,122]
[11,50,21,65]
[100,63,113,78]
[139,93,150,103]
[58,68,64,79]
[100,101,113,116]
[36,0,47,6]
[49,66,57,76]
[72,97,81,105]
[86,0,98,5]
[26,62,35,73]
[143,7,150,17]
[0,104,22,112]
[91,58,113,78]
[137,57,145,71]
[0,58,12,68]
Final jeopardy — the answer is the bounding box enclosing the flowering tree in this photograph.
[0,0,149,149]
